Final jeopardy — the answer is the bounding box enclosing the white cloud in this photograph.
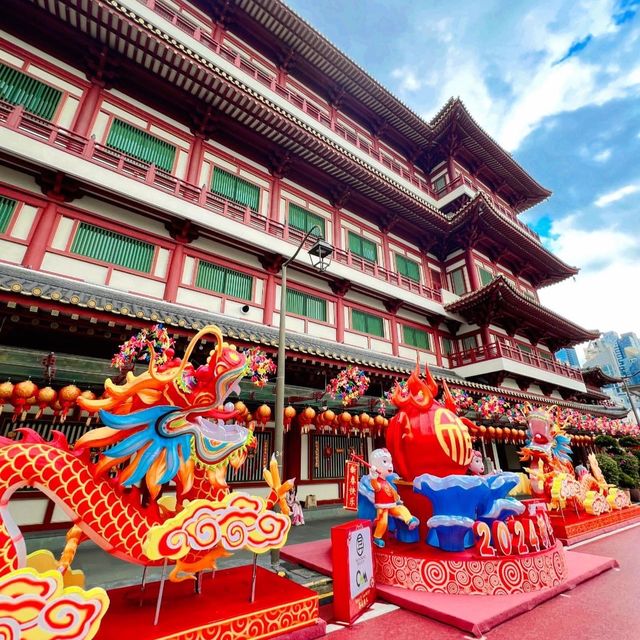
[593,149,612,162]
[594,184,639,207]
[539,258,640,335]
[545,214,634,267]
[538,216,640,335]
[388,0,640,150]
[390,67,423,92]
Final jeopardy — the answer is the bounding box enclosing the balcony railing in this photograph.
[137,0,444,199]
[448,342,584,382]
[0,100,442,304]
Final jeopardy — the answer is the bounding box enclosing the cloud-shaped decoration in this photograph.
[144,492,291,562]
[0,568,109,640]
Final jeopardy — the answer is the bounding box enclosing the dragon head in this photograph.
[520,406,572,465]
[76,326,254,497]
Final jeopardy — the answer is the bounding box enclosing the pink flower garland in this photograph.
[243,347,277,388]
[111,324,174,371]
[326,366,370,406]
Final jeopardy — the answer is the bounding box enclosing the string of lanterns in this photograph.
[0,380,96,422]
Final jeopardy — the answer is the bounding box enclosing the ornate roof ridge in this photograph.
[429,98,551,210]
[445,274,599,342]
[448,193,578,285]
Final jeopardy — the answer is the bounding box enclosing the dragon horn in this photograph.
[442,380,457,414]
[148,325,225,383]
[423,363,438,397]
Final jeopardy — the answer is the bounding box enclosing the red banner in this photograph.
[344,460,359,511]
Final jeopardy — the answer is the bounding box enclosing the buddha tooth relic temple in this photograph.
[0,0,631,532]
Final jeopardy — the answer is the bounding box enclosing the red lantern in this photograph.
[487,426,496,439]
[12,380,37,420]
[283,406,296,432]
[374,414,385,436]
[0,381,14,415]
[35,387,57,419]
[256,404,272,427]
[58,385,81,422]
[235,401,248,420]
[479,425,487,437]
[495,427,503,440]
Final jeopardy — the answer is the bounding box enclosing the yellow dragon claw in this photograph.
[263,454,294,516]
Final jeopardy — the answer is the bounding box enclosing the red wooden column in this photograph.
[465,247,480,291]
[330,279,351,344]
[185,134,204,185]
[163,221,199,303]
[329,187,350,251]
[21,201,58,270]
[71,82,103,137]
[267,153,292,223]
[429,320,443,367]
[481,325,492,348]
[448,155,457,183]
[22,172,81,270]
[259,253,285,327]
[384,299,402,357]
[71,48,117,137]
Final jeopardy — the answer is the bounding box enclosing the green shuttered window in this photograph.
[402,325,431,350]
[70,222,154,273]
[0,196,17,234]
[396,254,421,282]
[196,261,253,301]
[478,267,493,286]
[0,64,62,120]
[449,268,467,295]
[286,289,327,321]
[351,309,384,337]
[211,168,260,211]
[441,337,454,356]
[106,119,176,172]
[348,232,377,263]
[462,335,477,351]
[288,204,325,237]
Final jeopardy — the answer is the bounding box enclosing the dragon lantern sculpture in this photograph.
[0,326,292,613]
[520,407,630,514]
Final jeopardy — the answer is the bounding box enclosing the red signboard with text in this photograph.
[344,460,359,511]
[331,519,376,624]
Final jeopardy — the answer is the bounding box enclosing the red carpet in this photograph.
[550,504,640,544]
[282,540,617,636]
[96,565,324,640]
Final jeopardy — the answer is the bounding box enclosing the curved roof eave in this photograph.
[444,275,599,345]
[430,98,551,210]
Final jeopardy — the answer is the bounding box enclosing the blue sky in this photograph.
[286,0,640,342]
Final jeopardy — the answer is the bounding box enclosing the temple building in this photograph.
[0,0,628,528]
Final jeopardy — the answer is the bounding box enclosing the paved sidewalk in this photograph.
[25,506,352,589]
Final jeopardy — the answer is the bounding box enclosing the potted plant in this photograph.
[615,452,640,502]
[594,452,621,486]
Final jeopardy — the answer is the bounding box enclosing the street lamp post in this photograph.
[621,375,640,426]
[271,226,332,567]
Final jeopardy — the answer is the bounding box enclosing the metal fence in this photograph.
[309,433,368,480]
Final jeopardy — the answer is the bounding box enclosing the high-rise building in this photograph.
[0,0,627,527]
[584,338,622,378]
[555,347,580,368]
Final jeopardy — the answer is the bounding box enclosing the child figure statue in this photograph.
[468,450,485,476]
[369,448,419,548]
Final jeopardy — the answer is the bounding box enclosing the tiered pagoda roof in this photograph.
[446,194,578,287]
[200,1,549,211]
[582,367,623,387]
[445,276,598,351]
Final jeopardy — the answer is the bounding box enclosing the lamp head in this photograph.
[308,238,333,272]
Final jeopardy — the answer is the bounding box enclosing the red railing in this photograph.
[0,100,442,303]
[448,342,584,382]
